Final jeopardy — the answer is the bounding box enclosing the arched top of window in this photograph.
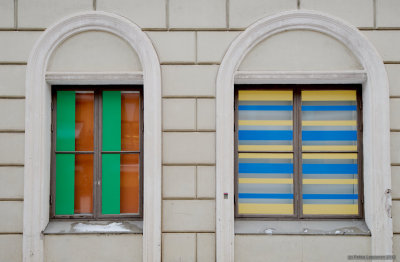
[216,10,392,261]
[24,11,161,262]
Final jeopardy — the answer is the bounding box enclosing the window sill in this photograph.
[43,220,143,235]
[235,220,370,236]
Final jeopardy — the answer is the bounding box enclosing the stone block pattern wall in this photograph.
[0,0,399,261]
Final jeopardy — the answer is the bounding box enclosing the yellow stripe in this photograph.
[303,179,358,185]
[302,145,357,151]
[238,90,293,101]
[303,204,358,215]
[302,120,356,126]
[302,90,356,101]
[239,145,293,151]
[239,178,293,184]
[239,153,293,159]
[239,120,293,126]
[302,153,358,159]
[239,203,293,215]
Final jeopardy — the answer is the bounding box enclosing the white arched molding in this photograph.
[24,12,161,262]
[216,10,392,261]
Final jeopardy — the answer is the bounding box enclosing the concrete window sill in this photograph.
[43,220,143,235]
[235,220,370,236]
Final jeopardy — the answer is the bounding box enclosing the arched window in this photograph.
[24,12,161,262]
[216,10,392,261]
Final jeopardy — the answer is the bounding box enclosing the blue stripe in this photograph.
[239,163,293,174]
[302,131,357,141]
[239,130,293,141]
[303,194,358,200]
[239,193,293,199]
[239,105,293,111]
[302,105,357,111]
[302,164,358,174]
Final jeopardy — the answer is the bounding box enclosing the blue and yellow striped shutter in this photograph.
[237,90,294,215]
[301,90,359,216]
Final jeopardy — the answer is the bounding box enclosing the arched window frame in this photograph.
[216,10,393,261]
[23,12,162,262]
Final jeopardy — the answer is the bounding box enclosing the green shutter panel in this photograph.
[102,91,121,214]
[55,91,76,215]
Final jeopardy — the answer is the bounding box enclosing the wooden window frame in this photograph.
[234,84,364,220]
[50,85,144,220]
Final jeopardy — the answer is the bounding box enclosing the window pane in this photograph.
[101,91,141,216]
[75,92,94,151]
[102,153,140,215]
[56,91,75,151]
[120,154,140,214]
[301,90,357,152]
[302,153,359,215]
[74,154,94,214]
[121,92,140,151]
[238,90,293,152]
[238,153,294,215]
[55,153,94,215]
[102,91,122,151]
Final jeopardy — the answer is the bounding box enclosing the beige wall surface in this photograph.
[44,234,143,262]
[48,31,142,72]
[235,235,371,262]
[0,0,399,261]
[238,29,362,71]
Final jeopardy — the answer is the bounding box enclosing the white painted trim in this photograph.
[24,12,161,262]
[216,10,392,261]
[235,70,367,84]
[45,72,144,85]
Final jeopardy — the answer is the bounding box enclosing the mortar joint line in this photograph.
[166,0,170,30]
[226,0,230,29]
[195,31,198,64]
[0,96,25,99]
[195,164,198,198]
[195,98,198,131]
[195,232,198,262]
[93,0,97,11]
[14,0,18,29]
[373,0,377,29]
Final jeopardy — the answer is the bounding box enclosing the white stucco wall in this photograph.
[0,0,398,261]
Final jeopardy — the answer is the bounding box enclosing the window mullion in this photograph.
[293,88,302,219]
[93,90,101,219]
